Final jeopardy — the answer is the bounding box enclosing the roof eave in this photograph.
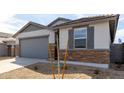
[53,14,120,29]
[111,14,120,43]
[13,21,49,38]
[47,17,71,27]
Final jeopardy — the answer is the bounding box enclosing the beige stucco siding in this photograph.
[59,28,72,49]
[16,29,55,45]
[59,22,110,50]
[90,22,110,49]
[49,31,55,43]
[16,22,110,50]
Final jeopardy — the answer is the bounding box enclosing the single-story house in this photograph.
[13,15,119,68]
[0,32,16,57]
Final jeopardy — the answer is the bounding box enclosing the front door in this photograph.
[55,31,59,60]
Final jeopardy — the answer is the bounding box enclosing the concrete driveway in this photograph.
[0,57,48,74]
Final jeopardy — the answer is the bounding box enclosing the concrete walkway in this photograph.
[0,57,108,74]
[0,57,48,74]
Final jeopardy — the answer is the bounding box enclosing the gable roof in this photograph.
[53,14,119,28]
[47,17,71,27]
[53,14,119,43]
[13,15,119,43]
[13,21,49,37]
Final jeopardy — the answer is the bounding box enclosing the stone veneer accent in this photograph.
[59,49,110,64]
[48,43,56,60]
[15,45,20,56]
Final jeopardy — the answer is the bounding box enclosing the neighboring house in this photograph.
[0,32,16,57]
[13,15,119,68]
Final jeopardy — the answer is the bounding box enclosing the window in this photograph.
[74,27,87,48]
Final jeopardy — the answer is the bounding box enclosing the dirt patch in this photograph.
[0,62,124,79]
[110,63,124,71]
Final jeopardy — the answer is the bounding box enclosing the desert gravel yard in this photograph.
[0,62,124,79]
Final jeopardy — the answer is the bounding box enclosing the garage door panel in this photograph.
[0,44,7,56]
[20,36,48,59]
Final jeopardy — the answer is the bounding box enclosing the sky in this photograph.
[0,14,123,43]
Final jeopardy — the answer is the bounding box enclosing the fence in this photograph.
[110,44,124,63]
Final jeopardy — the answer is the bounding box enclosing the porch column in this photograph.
[11,45,15,57]
[15,45,20,57]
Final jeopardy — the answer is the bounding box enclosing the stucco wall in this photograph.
[16,29,55,44]
[59,27,72,49]
[90,21,110,49]
[49,31,55,43]
[16,21,110,50]
[59,22,110,50]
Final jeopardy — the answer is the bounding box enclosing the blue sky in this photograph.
[0,14,124,43]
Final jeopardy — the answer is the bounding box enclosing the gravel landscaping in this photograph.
[0,62,124,79]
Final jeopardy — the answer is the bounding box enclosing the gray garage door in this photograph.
[0,44,7,56]
[20,36,48,59]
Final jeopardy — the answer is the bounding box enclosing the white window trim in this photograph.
[74,27,87,49]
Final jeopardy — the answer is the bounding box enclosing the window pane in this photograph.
[74,28,87,38]
[75,39,86,48]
